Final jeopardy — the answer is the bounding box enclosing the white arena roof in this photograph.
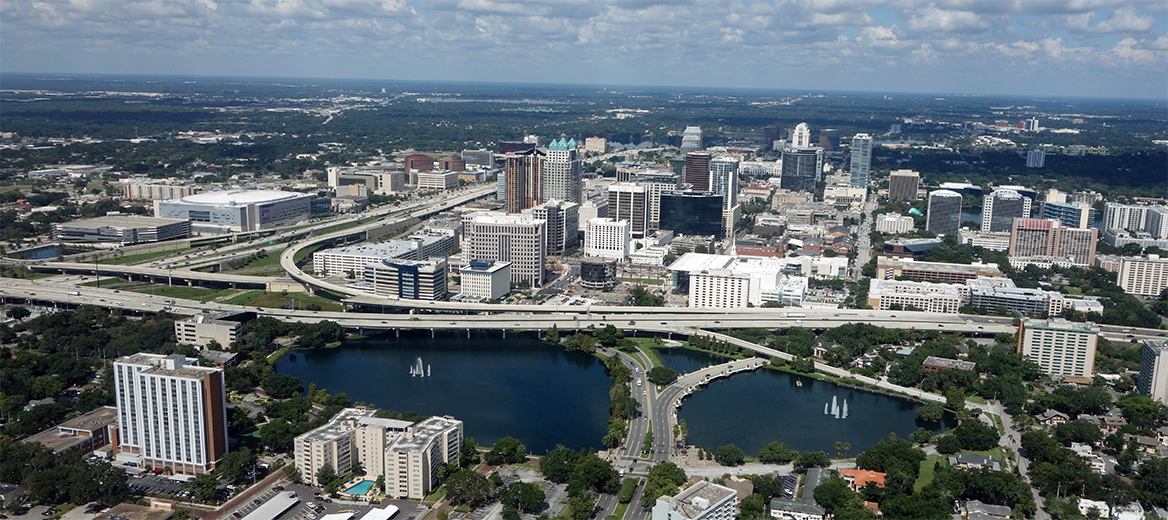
[180,189,309,205]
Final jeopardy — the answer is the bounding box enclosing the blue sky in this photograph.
[2,0,1165,98]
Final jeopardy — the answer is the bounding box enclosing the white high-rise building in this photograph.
[294,408,412,486]
[608,183,649,238]
[384,416,463,499]
[1118,255,1168,297]
[875,213,915,234]
[681,126,703,151]
[849,133,872,188]
[790,123,811,148]
[464,212,546,286]
[113,354,227,475]
[709,157,739,211]
[529,199,579,255]
[584,218,631,260]
[1138,340,1168,406]
[543,138,581,203]
[1019,318,1098,383]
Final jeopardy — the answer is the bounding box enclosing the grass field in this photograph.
[608,502,629,520]
[127,285,239,302]
[97,248,191,265]
[223,290,344,312]
[915,455,945,492]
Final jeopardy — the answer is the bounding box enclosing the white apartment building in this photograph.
[1138,340,1168,406]
[875,213,915,234]
[416,171,460,190]
[384,416,463,499]
[113,354,227,475]
[652,480,738,520]
[1118,255,1168,297]
[867,279,962,313]
[463,212,546,286]
[669,253,810,307]
[1019,318,1099,383]
[584,218,631,260]
[459,261,511,301]
[294,408,413,487]
[690,270,751,309]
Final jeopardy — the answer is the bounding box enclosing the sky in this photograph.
[2,0,1166,99]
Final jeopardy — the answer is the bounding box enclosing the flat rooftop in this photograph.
[669,481,736,519]
[24,407,117,453]
[300,408,377,444]
[180,189,310,206]
[318,235,449,259]
[390,416,460,453]
[61,215,188,228]
[876,256,1002,274]
[1024,318,1099,333]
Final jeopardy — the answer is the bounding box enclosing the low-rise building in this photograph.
[459,261,511,301]
[867,279,962,313]
[22,406,118,455]
[652,480,738,520]
[174,313,244,349]
[416,171,461,190]
[875,256,1004,282]
[1037,410,1070,426]
[875,213,914,234]
[580,258,617,289]
[958,229,1011,252]
[839,469,885,491]
[629,246,670,266]
[313,231,457,276]
[921,356,976,373]
[949,452,1006,471]
[54,215,191,245]
[965,500,1011,520]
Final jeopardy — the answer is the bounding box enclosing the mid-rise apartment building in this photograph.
[875,213,914,234]
[1138,340,1168,406]
[174,313,242,348]
[584,218,631,260]
[294,408,413,487]
[1118,255,1168,296]
[384,416,463,499]
[1008,218,1097,266]
[113,354,227,475]
[652,480,738,520]
[867,279,962,313]
[1019,318,1098,383]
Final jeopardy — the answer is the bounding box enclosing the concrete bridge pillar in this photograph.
[395,329,400,338]
[187,280,192,287]
[431,329,435,338]
[467,329,471,338]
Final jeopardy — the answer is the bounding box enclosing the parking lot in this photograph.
[127,474,204,499]
[269,482,428,520]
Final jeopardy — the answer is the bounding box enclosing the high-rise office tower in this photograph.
[681,126,703,152]
[1007,218,1098,265]
[709,157,740,211]
[530,199,579,255]
[684,152,712,192]
[926,190,963,234]
[114,354,227,475]
[464,212,546,286]
[779,147,822,193]
[543,138,581,203]
[849,133,872,189]
[659,191,725,240]
[789,123,811,148]
[982,189,1029,232]
[763,126,782,145]
[1138,340,1168,405]
[607,183,649,239]
[1026,150,1045,168]
[888,169,920,201]
[819,129,841,151]
[504,149,545,213]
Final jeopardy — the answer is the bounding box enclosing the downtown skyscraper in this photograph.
[849,133,872,189]
[543,138,581,203]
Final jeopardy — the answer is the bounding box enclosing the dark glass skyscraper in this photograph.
[659,191,724,240]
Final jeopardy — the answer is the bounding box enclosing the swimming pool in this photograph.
[344,481,375,495]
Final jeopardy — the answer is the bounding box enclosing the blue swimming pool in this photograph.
[344,481,375,495]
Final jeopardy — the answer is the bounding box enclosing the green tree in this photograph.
[260,418,296,452]
[316,464,337,487]
[813,477,861,516]
[460,438,481,467]
[183,473,220,502]
[544,325,560,344]
[715,444,746,466]
[485,437,527,466]
[641,462,687,507]
[758,442,797,464]
[215,447,256,483]
[445,468,492,507]
[916,402,944,422]
[498,482,545,514]
[954,421,998,451]
[910,427,934,445]
[261,373,304,399]
[795,451,831,469]
[646,366,678,385]
[567,454,620,497]
[540,445,581,483]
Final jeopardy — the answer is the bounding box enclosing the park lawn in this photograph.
[967,395,987,405]
[97,248,191,265]
[632,341,665,368]
[223,290,344,312]
[234,252,284,270]
[966,447,1008,461]
[128,285,239,302]
[618,277,663,285]
[915,455,945,492]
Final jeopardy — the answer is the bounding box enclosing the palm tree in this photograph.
[843,443,851,458]
[835,441,843,459]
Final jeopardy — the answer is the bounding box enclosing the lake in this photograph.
[275,332,614,454]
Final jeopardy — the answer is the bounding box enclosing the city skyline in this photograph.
[1,1,1165,99]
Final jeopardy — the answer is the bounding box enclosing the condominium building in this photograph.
[1138,340,1168,405]
[849,133,872,188]
[867,279,962,313]
[416,171,460,190]
[875,213,915,234]
[458,261,511,301]
[1019,318,1099,383]
[294,408,412,487]
[1117,255,1168,296]
[113,354,227,475]
[887,169,920,201]
[364,258,448,301]
[529,199,579,255]
[983,189,1030,232]
[608,183,649,238]
[652,480,738,520]
[966,277,1065,317]
[875,256,1004,283]
[504,149,545,213]
[710,157,740,211]
[313,231,457,276]
[1008,218,1098,266]
[463,212,546,286]
[1042,201,1095,229]
[384,416,463,499]
[122,182,201,201]
[543,138,581,203]
[584,218,631,260]
[690,270,752,309]
[1104,203,1168,238]
[926,190,962,234]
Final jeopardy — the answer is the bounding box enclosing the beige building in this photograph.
[652,480,738,520]
[1118,255,1168,297]
[584,218,631,260]
[1008,218,1097,266]
[875,213,914,234]
[584,137,608,153]
[384,416,463,499]
[1019,318,1098,383]
[459,261,511,301]
[690,269,752,309]
[416,171,460,190]
[294,408,413,487]
[887,169,920,201]
[174,314,242,348]
[463,212,547,286]
[867,279,962,314]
